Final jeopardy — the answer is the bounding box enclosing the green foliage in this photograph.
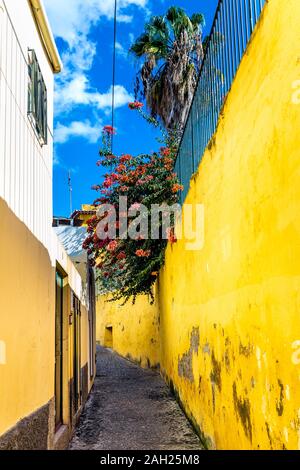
[130,6,206,132]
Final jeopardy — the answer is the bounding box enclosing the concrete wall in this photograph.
[96,292,160,369]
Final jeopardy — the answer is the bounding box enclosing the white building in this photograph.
[0,0,95,450]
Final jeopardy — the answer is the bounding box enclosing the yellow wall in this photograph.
[0,198,55,437]
[96,292,160,368]
[0,199,95,447]
[159,0,300,450]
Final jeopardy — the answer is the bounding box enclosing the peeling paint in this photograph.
[224,349,230,372]
[178,328,200,382]
[239,342,253,358]
[202,343,210,355]
[233,382,252,442]
[210,351,222,392]
[265,422,273,449]
[276,380,284,417]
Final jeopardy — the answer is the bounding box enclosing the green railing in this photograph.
[175,0,266,203]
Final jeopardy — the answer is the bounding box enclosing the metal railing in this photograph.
[175,0,266,203]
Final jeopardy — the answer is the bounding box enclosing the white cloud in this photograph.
[55,74,133,114]
[61,41,97,74]
[55,120,102,144]
[43,0,141,146]
[115,41,128,59]
[44,0,148,46]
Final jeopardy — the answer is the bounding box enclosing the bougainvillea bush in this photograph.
[83,104,183,303]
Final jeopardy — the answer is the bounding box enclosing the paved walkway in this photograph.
[69,346,202,450]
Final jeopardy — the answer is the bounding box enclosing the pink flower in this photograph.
[130,203,141,211]
[103,177,113,188]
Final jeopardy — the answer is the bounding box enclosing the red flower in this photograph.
[171,184,184,193]
[103,177,113,188]
[107,240,118,252]
[128,101,144,110]
[117,251,126,260]
[120,154,132,163]
[135,249,151,258]
[103,125,116,135]
[167,228,177,244]
[160,147,171,157]
[116,164,126,173]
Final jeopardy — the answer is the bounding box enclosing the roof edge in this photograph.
[28,0,62,74]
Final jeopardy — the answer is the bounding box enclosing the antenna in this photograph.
[111,0,117,153]
[68,171,73,216]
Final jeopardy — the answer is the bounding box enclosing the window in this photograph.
[28,49,47,145]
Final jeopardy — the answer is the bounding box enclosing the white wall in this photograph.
[0,0,54,252]
[52,231,88,309]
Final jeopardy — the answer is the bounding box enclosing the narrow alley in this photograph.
[69,347,202,450]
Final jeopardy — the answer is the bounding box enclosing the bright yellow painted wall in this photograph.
[159,0,300,450]
[0,199,95,445]
[96,292,160,368]
[0,199,55,437]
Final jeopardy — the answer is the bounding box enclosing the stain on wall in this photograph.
[178,328,200,382]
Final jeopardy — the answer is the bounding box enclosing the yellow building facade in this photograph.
[97,0,300,450]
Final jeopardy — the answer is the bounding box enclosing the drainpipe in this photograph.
[28,0,62,73]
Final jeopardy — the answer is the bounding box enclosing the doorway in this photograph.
[104,326,113,348]
[55,271,64,429]
[73,293,82,413]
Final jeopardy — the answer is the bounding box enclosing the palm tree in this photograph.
[130,6,205,133]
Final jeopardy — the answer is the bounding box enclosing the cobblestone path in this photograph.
[69,346,202,450]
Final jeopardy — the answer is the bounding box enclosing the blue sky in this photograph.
[44,0,219,217]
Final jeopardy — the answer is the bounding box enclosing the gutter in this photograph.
[28,0,62,74]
